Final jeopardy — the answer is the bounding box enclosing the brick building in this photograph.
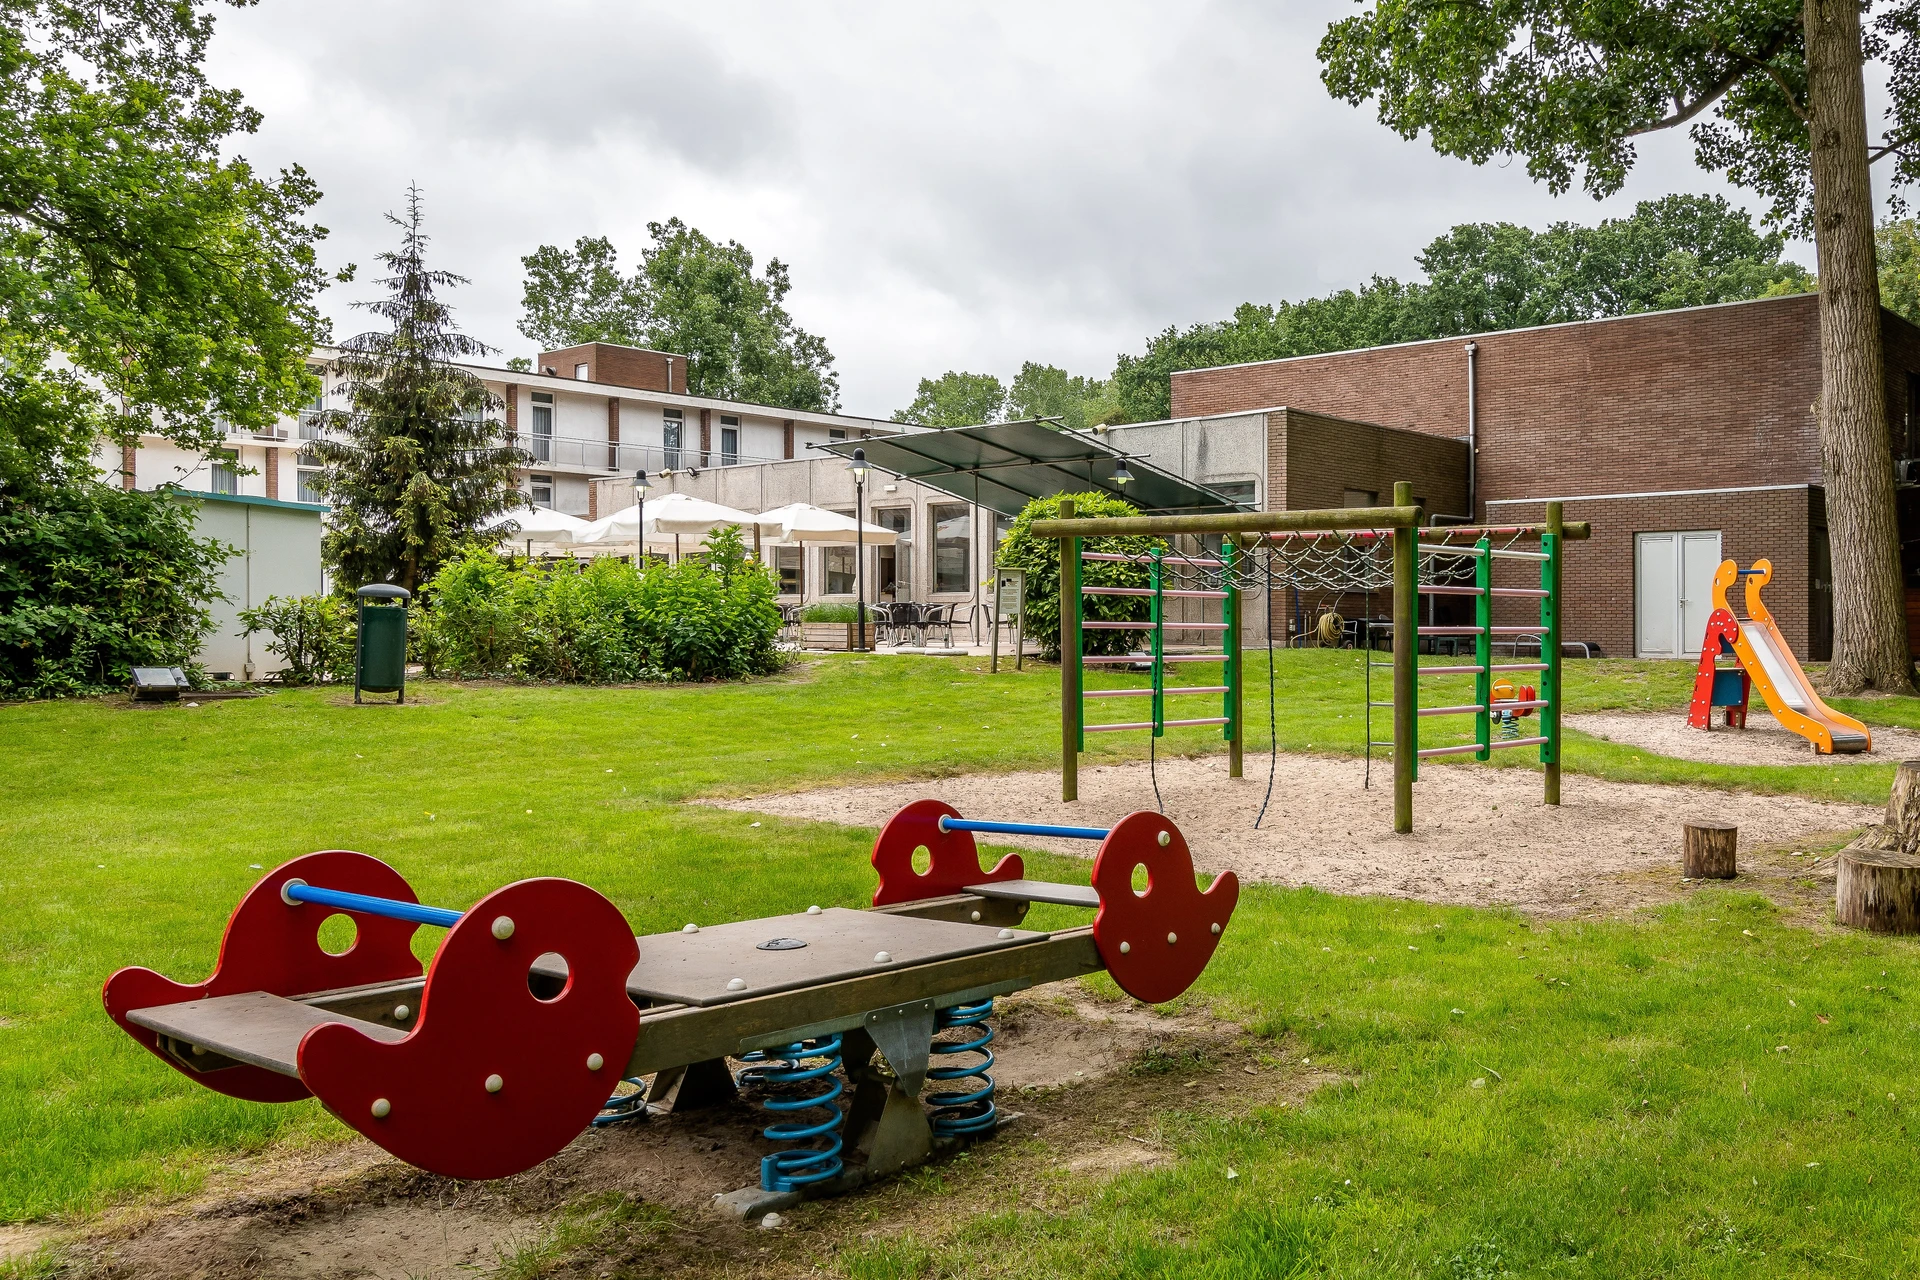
[1168,293,1920,660]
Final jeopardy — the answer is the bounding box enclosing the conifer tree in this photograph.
[311,187,526,591]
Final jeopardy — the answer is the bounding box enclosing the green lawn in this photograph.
[2,653,1916,1276]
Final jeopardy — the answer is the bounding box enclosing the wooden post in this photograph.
[1837,847,1920,933]
[1681,821,1738,879]
[1392,480,1417,834]
[1543,500,1563,805]
[1060,498,1080,803]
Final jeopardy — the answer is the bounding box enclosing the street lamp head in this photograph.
[1112,456,1134,488]
[847,447,869,483]
[633,468,653,492]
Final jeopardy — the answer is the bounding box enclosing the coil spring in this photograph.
[736,1034,845,1191]
[1499,709,1520,740]
[927,998,997,1135]
[592,1077,650,1127]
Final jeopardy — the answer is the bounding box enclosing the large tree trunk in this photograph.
[1805,0,1917,694]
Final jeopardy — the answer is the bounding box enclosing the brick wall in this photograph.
[1488,487,1815,659]
[1271,409,1469,515]
[536,342,685,393]
[1173,295,1836,510]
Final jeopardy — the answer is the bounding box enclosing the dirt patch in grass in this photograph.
[710,754,1875,918]
[1567,710,1920,766]
[34,988,1279,1280]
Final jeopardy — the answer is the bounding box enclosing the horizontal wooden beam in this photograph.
[1032,504,1419,538]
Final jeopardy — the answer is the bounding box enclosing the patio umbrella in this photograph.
[754,502,897,545]
[481,506,591,556]
[576,491,758,557]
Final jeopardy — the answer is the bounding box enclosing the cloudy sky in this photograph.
[208,1,1823,421]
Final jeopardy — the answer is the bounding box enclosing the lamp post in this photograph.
[633,468,652,566]
[848,448,869,651]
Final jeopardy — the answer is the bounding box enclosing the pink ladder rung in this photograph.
[1083,587,1229,599]
[1489,735,1550,750]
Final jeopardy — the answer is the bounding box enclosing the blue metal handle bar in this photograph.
[282,880,463,928]
[937,816,1111,841]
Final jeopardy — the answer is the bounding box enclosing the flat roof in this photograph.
[1169,291,1817,380]
[169,489,329,514]
[309,345,914,435]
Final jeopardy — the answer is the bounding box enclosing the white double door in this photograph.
[1635,531,1723,658]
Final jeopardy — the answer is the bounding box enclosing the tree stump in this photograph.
[1836,847,1920,933]
[1847,760,1920,856]
[1682,822,1738,879]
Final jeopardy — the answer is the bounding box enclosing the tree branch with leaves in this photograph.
[1320,0,1918,693]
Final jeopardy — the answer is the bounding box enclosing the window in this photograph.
[530,474,554,508]
[776,546,804,596]
[932,503,971,594]
[720,415,740,465]
[574,363,590,380]
[1211,480,1257,508]
[530,392,554,462]
[825,546,856,594]
[208,450,239,495]
[296,467,325,504]
[663,408,684,469]
[828,428,846,441]
[1342,488,1377,508]
[873,508,911,599]
[993,513,1014,545]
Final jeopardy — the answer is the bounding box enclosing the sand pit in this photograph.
[1567,710,1918,767]
[715,754,1874,915]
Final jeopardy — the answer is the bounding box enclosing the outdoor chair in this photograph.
[888,601,926,647]
[920,602,958,648]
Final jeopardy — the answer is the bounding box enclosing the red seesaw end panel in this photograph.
[297,877,640,1181]
[103,850,427,1102]
[1089,812,1238,1005]
[871,799,1023,906]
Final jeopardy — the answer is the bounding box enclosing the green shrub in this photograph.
[419,533,783,682]
[237,594,356,684]
[994,491,1165,659]
[0,483,228,698]
[798,602,860,623]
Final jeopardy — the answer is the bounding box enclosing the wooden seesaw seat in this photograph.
[105,801,1237,1197]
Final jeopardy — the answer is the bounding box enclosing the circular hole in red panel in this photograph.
[528,952,571,1002]
[911,845,932,875]
[1131,864,1152,898]
[317,913,358,955]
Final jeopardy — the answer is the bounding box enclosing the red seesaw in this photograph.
[106,801,1237,1207]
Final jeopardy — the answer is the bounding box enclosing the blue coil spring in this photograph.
[736,1034,845,1191]
[927,998,997,1135]
[592,1077,650,1127]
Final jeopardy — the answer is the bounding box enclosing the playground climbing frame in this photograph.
[1033,484,1587,833]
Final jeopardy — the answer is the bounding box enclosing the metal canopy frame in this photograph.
[816,420,1248,517]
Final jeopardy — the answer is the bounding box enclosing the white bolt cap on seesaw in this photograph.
[490,916,514,940]
[484,1073,504,1093]
[586,1053,604,1071]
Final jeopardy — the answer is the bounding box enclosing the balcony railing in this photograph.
[511,434,791,474]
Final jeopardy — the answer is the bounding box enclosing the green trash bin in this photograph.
[355,584,412,704]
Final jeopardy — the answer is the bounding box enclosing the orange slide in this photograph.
[1697,559,1870,754]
